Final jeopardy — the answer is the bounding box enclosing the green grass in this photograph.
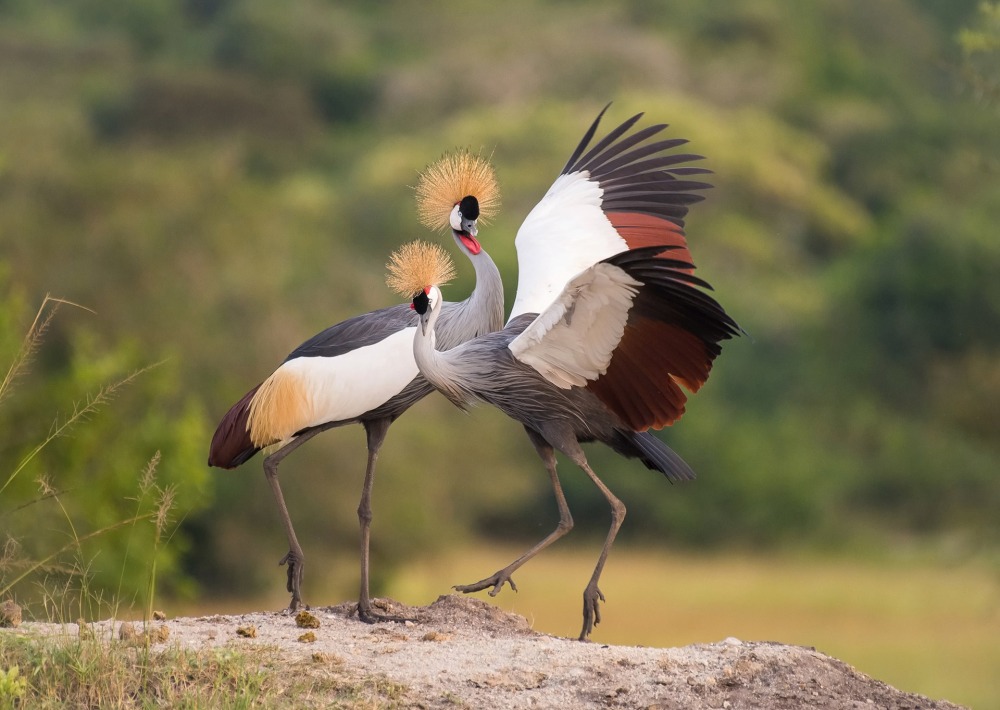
[387,544,999,709]
[0,631,273,708]
[0,629,407,708]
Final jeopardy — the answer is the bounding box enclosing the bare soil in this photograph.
[13,595,967,709]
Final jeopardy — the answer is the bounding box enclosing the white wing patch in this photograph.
[249,327,419,446]
[509,263,641,389]
[509,171,627,322]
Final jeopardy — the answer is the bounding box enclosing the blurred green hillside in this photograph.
[2,0,998,606]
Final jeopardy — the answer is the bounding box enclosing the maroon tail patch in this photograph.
[208,383,261,469]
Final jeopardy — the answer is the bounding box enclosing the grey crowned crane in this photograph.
[208,151,504,619]
[389,237,741,640]
[209,105,713,623]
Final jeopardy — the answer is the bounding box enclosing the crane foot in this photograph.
[278,550,304,611]
[578,583,606,640]
[356,599,413,625]
[453,570,518,596]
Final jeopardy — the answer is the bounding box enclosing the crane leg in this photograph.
[567,448,626,641]
[454,426,574,596]
[356,418,408,623]
[263,429,323,612]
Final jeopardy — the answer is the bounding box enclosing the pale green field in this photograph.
[382,546,999,710]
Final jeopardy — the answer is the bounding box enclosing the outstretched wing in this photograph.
[508,106,711,322]
[510,246,742,431]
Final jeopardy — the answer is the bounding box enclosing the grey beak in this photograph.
[460,216,478,236]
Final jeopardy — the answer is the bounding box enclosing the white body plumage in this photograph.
[247,328,419,448]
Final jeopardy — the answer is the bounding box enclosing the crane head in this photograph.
[386,239,456,325]
[415,148,500,256]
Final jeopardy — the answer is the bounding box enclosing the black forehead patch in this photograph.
[412,290,430,314]
[459,195,480,221]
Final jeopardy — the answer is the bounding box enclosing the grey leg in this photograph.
[455,426,574,596]
[564,446,626,641]
[357,418,410,623]
[263,429,324,611]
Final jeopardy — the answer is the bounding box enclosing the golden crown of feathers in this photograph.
[386,241,457,297]
[415,149,501,232]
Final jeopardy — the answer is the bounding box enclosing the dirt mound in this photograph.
[11,595,966,709]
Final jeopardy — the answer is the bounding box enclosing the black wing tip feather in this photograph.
[562,109,706,184]
[561,102,613,174]
[562,107,650,176]
[558,107,711,234]
[577,125,673,175]
[605,247,744,341]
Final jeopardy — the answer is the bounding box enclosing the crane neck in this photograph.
[456,232,505,336]
[413,291,473,409]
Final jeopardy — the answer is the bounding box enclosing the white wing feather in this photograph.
[508,172,627,322]
[509,263,641,389]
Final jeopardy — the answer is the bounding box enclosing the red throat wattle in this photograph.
[460,234,482,255]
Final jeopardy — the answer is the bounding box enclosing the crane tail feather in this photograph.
[623,430,696,482]
[208,384,261,469]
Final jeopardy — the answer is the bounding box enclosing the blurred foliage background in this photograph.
[1,0,998,675]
